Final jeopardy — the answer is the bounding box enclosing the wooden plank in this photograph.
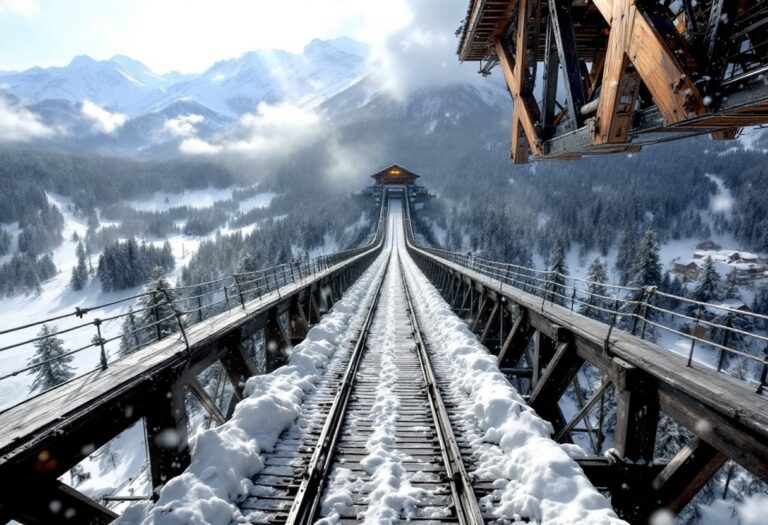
[188,378,226,425]
[651,437,727,513]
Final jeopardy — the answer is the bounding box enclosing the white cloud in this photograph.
[179,102,321,158]
[81,100,127,134]
[0,97,54,141]
[0,0,40,18]
[164,113,204,138]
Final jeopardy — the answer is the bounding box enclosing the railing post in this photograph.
[716,314,733,372]
[95,319,107,370]
[151,291,162,341]
[233,274,246,309]
[757,346,768,394]
[197,296,203,323]
[639,287,656,340]
[223,285,230,309]
[687,306,702,367]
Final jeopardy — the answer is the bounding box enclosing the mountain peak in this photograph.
[68,55,98,68]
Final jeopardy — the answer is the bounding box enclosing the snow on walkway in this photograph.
[394,199,627,525]
[115,241,391,525]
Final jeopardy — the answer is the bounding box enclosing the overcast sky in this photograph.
[0,0,473,75]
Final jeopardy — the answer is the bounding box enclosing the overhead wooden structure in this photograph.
[458,0,768,162]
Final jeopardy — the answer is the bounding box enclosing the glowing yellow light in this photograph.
[389,168,402,175]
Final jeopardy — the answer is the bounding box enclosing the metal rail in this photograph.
[284,256,387,525]
[398,253,485,525]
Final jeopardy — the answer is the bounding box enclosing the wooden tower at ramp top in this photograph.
[457,0,768,163]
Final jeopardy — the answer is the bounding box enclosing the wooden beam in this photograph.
[592,0,707,125]
[2,481,118,525]
[650,437,727,514]
[549,0,587,130]
[540,19,560,137]
[480,301,501,345]
[593,0,641,144]
[188,378,226,425]
[494,0,543,159]
[145,382,190,497]
[511,106,530,164]
[264,307,290,372]
[220,333,257,398]
[498,309,535,367]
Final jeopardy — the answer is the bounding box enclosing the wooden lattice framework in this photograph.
[459,0,768,162]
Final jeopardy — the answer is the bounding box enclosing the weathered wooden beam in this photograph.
[479,301,500,345]
[540,19,560,137]
[511,106,530,164]
[494,0,543,159]
[593,0,641,144]
[264,308,290,372]
[2,480,118,525]
[650,436,727,514]
[611,357,659,522]
[220,333,257,398]
[576,456,667,490]
[289,298,310,345]
[145,381,190,497]
[592,0,707,125]
[497,309,536,367]
[549,0,587,130]
[188,378,226,426]
[529,338,583,440]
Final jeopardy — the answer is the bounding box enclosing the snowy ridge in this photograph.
[396,201,627,525]
[115,243,390,524]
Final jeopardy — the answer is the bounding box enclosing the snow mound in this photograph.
[115,247,388,525]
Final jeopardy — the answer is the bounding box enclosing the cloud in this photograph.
[0,97,54,141]
[0,0,40,18]
[81,100,127,134]
[179,102,322,158]
[370,0,482,100]
[164,113,204,138]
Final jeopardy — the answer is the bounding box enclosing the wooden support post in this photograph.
[592,0,707,125]
[593,0,641,144]
[3,481,118,525]
[541,19,560,137]
[494,0,543,161]
[471,293,490,333]
[188,378,227,425]
[289,298,310,346]
[145,381,190,497]
[498,309,536,367]
[529,337,582,441]
[308,290,322,323]
[649,437,727,514]
[549,0,587,130]
[264,308,291,372]
[611,357,660,522]
[220,334,257,399]
[480,301,500,345]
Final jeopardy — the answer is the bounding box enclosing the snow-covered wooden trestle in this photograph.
[458,0,768,162]
[0,203,389,525]
[401,196,768,523]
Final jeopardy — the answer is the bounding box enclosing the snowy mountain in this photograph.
[1,38,370,120]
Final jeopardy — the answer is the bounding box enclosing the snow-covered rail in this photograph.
[238,228,484,524]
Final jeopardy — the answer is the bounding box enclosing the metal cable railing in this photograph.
[0,201,388,412]
[403,217,768,394]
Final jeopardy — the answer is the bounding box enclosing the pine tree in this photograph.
[28,324,74,392]
[615,230,636,285]
[545,242,568,306]
[622,229,662,337]
[119,308,142,357]
[131,268,178,346]
[581,257,610,322]
[692,256,721,304]
[721,269,742,301]
[70,242,89,291]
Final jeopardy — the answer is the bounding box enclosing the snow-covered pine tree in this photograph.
[28,324,74,392]
[70,241,89,291]
[118,307,141,357]
[120,268,179,349]
[614,230,636,285]
[580,257,610,322]
[721,269,742,301]
[692,256,721,304]
[545,242,568,307]
[621,229,662,338]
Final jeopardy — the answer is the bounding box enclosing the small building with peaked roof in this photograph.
[371,164,420,186]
